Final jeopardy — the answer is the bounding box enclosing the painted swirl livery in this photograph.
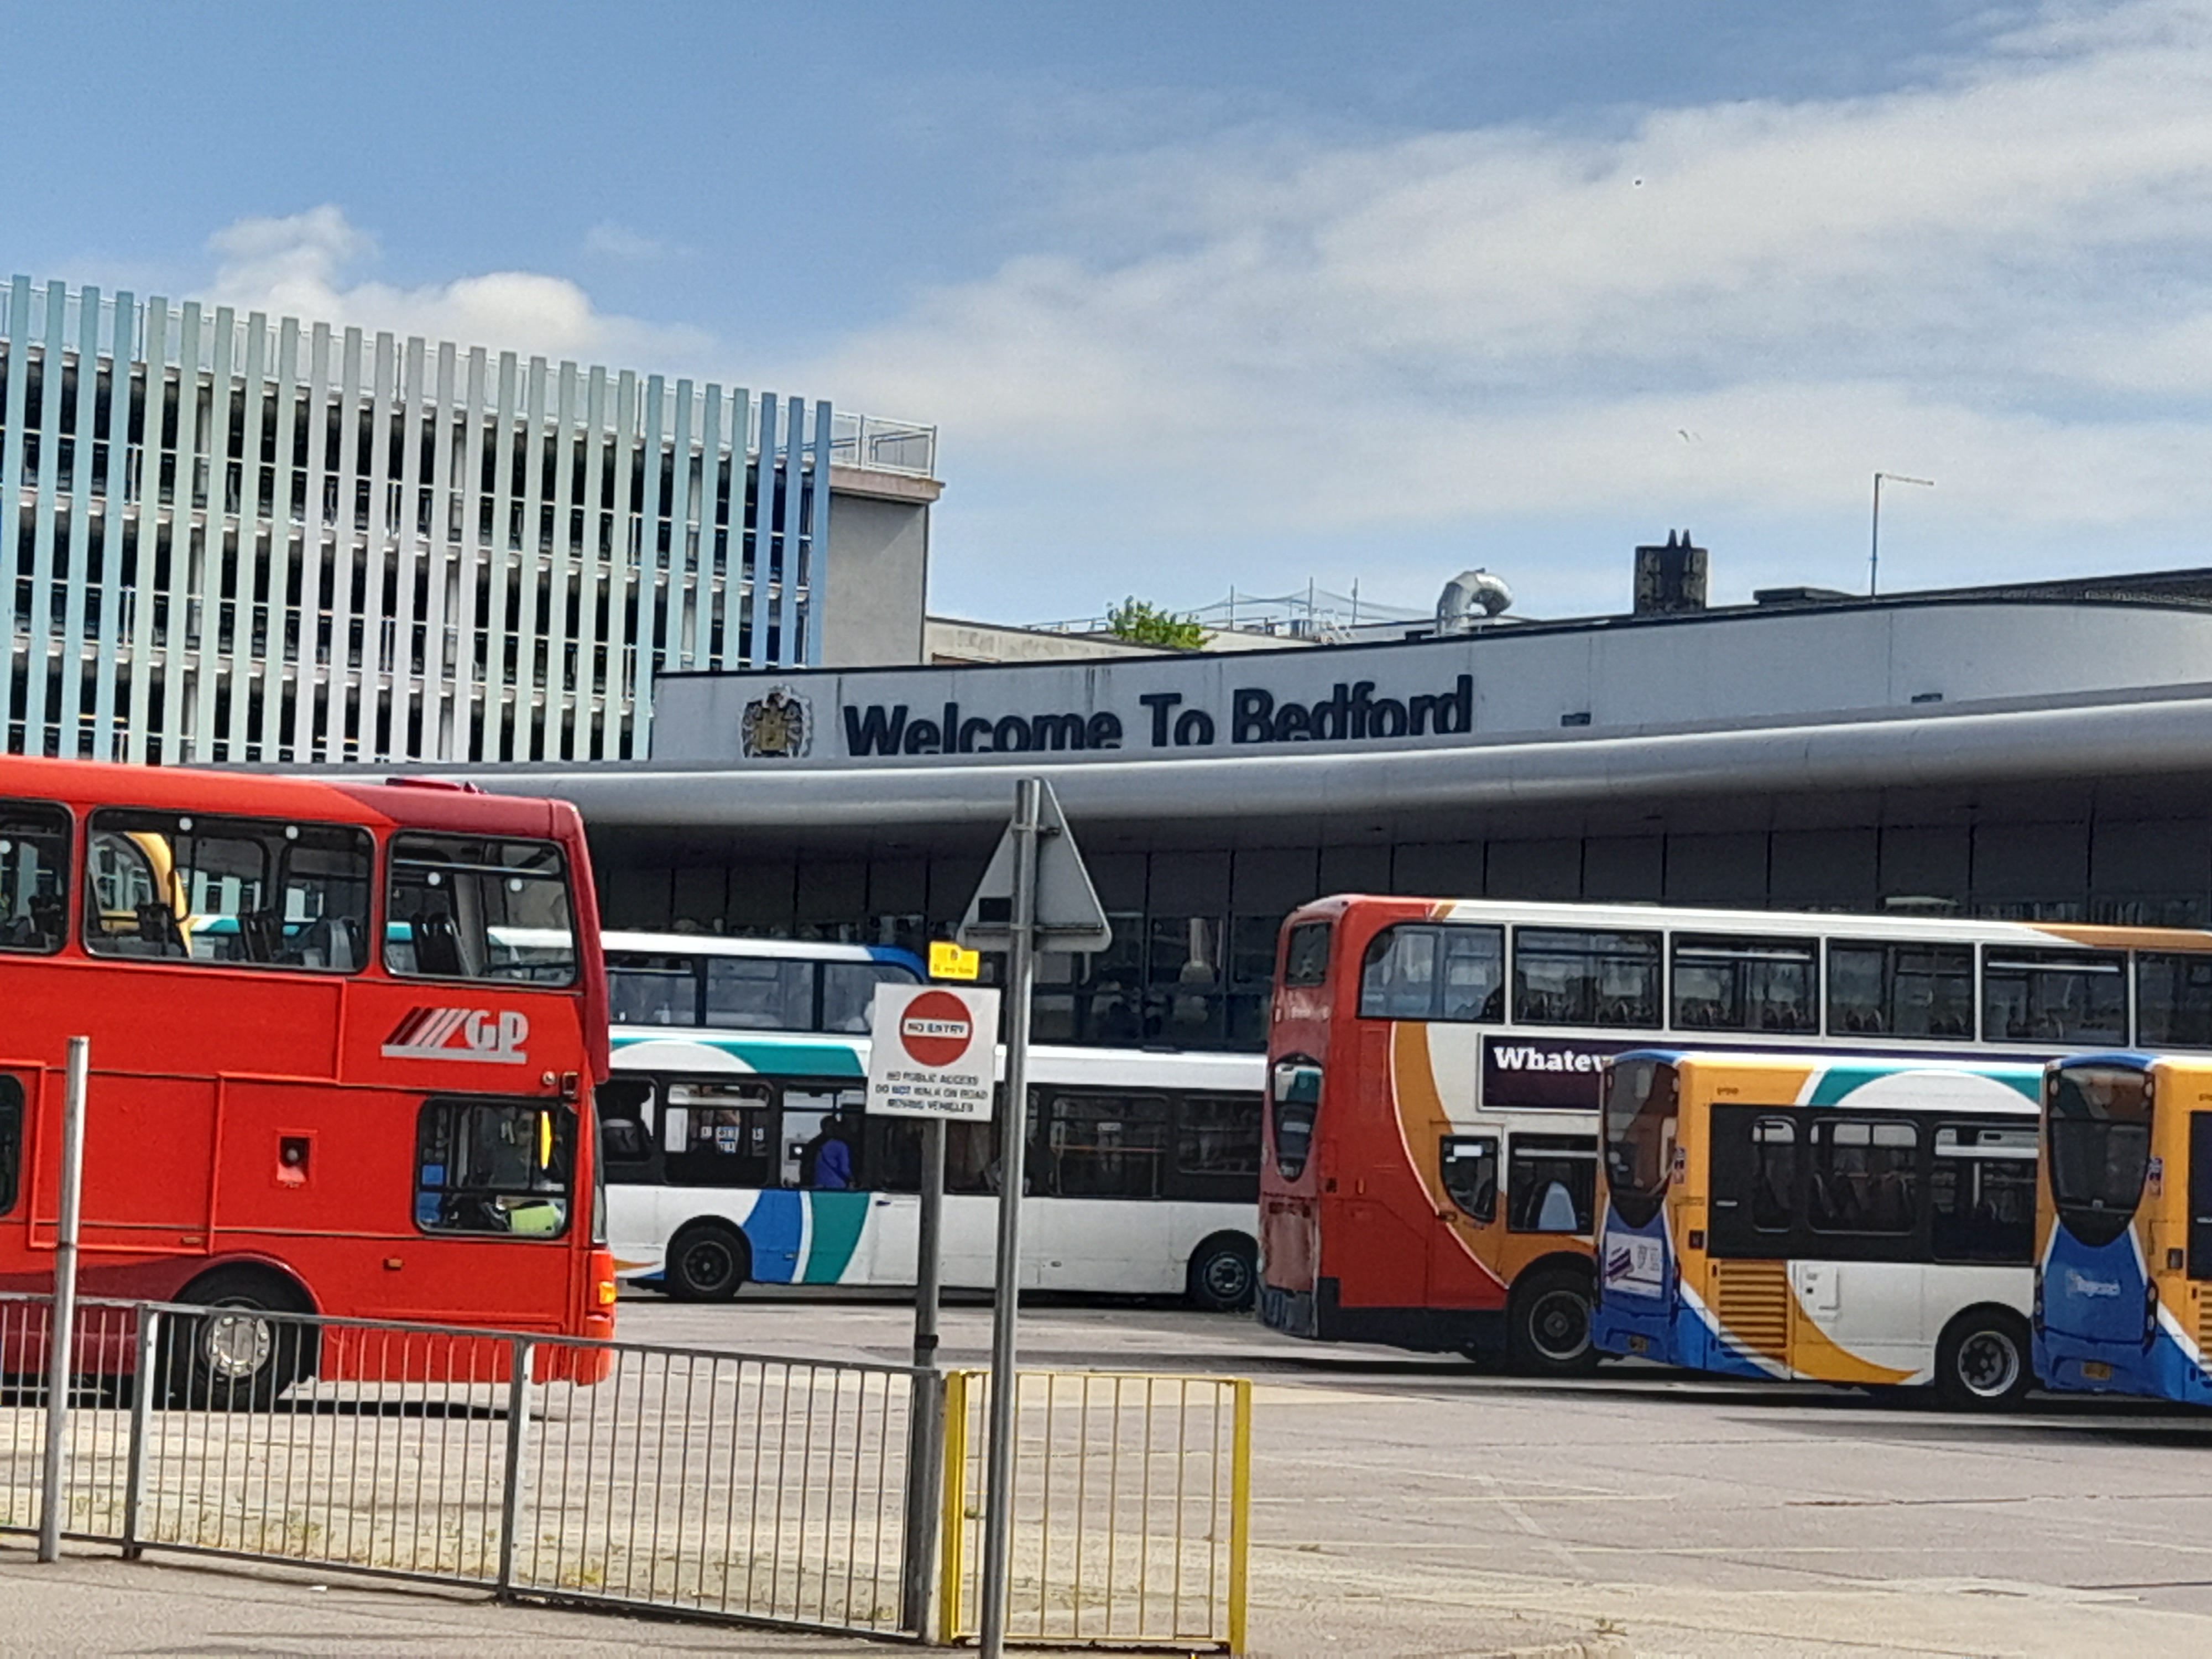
[1592,1052,2041,1407]
[1257,891,2212,1374]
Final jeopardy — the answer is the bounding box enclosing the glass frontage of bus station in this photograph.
[586,805,2212,1052]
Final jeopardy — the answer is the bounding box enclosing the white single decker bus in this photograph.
[598,933,1265,1309]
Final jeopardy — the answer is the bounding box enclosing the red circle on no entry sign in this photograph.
[898,989,975,1067]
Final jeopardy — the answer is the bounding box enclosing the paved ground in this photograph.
[14,1289,2212,1655]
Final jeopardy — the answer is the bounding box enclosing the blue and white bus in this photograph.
[598,934,1266,1310]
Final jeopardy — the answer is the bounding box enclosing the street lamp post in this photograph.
[1869,471,1934,596]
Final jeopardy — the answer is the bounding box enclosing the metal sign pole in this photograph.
[978,777,1042,1658]
[38,1036,90,1563]
[901,1116,947,1637]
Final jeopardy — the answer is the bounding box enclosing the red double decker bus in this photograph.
[0,754,614,1397]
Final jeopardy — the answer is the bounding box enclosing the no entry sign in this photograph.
[866,983,1001,1120]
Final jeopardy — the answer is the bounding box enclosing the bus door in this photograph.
[781,1082,872,1284]
[862,1116,1001,1290]
[2192,1114,2212,1279]
[594,1076,664,1264]
[1707,1109,1802,1373]
[2188,1113,2212,1346]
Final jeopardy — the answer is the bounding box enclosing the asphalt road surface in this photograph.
[13,1288,2212,1657]
[626,1288,2212,1657]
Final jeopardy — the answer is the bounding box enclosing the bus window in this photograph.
[0,1075,19,1214]
[595,1077,659,1175]
[0,800,69,954]
[1807,1119,1919,1235]
[872,1118,998,1194]
[1359,924,1503,1022]
[1746,1119,1797,1235]
[1670,936,1815,1032]
[85,810,371,971]
[1825,942,1973,1039]
[1507,1135,1595,1232]
[1929,1124,2036,1264]
[2136,953,2212,1048]
[661,1079,775,1187]
[1601,1058,1677,1229]
[1512,928,1660,1027]
[1708,1108,1798,1255]
[388,835,575,984]
[1440,1135,1497,1223]
[1270,1056,1322,1181]
[1281,921,1331,987]
[1041,1091,1169,1199]
[1177,1093,1262,1178]
[2046,1064,2152,1249]
[609,954,700,1025]
[703,957,813,1030]
[784,1087,866,1187]
[1982,949,2125,1044]
[1171,1092,1262,1201]
[821,960,920,1034]
[415,1099,572,1237]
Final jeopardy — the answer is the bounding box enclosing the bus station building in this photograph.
[425,559,2212,1052]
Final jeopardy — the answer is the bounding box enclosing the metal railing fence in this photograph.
[0,1293,925,1640]
[939,1369,1251,1652]
[2,1295,1253,1650]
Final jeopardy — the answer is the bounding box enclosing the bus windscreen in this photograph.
[2047,1063,2153,1248]
[1602,1058,1677,1228]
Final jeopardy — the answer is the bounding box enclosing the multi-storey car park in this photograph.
[0,276,936,768]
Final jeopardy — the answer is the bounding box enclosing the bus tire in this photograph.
[1933,1307,2033,1411]
[665,1223,749,1302]
[165,1266,317,1411]
[1186,1234,1258,1313]
[1508,1264,1599,1376]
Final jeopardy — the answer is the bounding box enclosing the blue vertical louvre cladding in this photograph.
[0,278,834,764]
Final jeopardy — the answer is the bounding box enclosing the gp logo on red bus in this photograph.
[381,1007,531,1065]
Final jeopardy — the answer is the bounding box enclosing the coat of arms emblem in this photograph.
[740,686,809,758]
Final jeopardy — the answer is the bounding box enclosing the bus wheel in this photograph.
[1509,1266,1598,1376]
[1934,1308,2033,1411]
[666,1224,749,1302]
[167,1267,316,1411]
[1186,1234,1258,1313]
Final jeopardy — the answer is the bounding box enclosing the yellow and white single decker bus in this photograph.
[1594,1050,2042,1409]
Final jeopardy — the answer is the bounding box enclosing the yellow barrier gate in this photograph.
[938,1370,1250,1651]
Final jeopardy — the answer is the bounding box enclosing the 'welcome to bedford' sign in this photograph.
[651,638,1501,767]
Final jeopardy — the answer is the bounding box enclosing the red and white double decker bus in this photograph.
[1260,892,2212,1373]
[0,755,615,1397]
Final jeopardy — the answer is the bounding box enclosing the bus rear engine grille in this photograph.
[1715,1260,1791,1358]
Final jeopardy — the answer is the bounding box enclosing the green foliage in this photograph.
[1105,596,1209,649]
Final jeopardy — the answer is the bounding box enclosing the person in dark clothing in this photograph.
[800,1110,858,1190]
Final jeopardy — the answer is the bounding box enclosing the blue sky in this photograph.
[17,2,2212,623]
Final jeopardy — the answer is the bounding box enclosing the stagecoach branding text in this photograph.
[381,1007,532,1065]
[1489,1045,1608,1073]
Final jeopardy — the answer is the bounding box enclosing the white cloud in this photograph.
[205,206,711,370]
[163,4,2212,618]
[583,221,679,262]
[781,0,2212,587]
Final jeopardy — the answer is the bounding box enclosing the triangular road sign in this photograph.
[956,779,1113,952]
